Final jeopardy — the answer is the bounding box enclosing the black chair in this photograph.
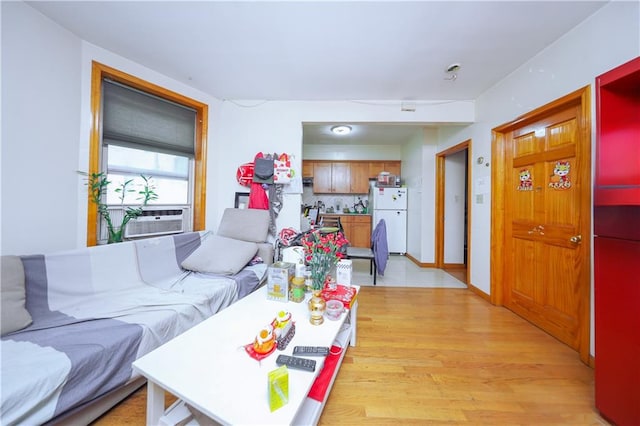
[345,244,377,285]
[345,219,388,285]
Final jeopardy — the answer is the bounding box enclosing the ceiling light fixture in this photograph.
[331,125,352,135]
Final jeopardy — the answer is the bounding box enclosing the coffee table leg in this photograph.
[146,381,165,426]
[350,300,358,347]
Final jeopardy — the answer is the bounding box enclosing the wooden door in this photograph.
[492,87,591,363]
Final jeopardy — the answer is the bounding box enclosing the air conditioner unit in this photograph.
[124,209,184,238]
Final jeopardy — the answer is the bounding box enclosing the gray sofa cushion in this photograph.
[217,208,270,243]
[181,235,258,275]
[256,242,275,265]
[1,255,33,335]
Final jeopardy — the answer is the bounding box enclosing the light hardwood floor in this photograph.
[93,287,608,425]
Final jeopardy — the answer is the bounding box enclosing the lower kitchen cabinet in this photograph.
[345,215,371,247]
[320,214,372,248]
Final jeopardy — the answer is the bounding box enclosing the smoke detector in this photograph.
[445,63,461,81]
[446,63,461,73]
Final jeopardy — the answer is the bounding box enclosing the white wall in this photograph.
[402,130,422,260]
[3,0,636,343]
[438,0,639,296]
[1,1,474,255]
[78,43,222,240]
[303,144,401,161]
[213,100,474,241]
[402,128,438,263]
[1,1,81,255]
[437,1,639,355]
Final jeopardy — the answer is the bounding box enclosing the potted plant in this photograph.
[88,172,158,243]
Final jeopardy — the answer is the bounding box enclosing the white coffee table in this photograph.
[132,285,359,425]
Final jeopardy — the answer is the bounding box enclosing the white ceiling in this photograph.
[26,0,607,145]
[303,123,427,145]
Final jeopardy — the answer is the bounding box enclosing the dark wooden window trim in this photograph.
[87,61,208,246]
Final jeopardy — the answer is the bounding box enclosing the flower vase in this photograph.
[308,290,326,325]
[107,226,124,244]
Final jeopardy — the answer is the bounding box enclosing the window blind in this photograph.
[102,79,196,156]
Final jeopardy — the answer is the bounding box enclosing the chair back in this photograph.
[371,218,389,273]
[320,216,343,233]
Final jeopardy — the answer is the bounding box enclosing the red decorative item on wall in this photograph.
[248,152,269,210]
[236,162,254,187]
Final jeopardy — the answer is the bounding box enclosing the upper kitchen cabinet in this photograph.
[595,56,640,206]
[350,162,370,193]
[313,162,350,193]
[302,161,314,178]
[368,161,401,178]
[310,161,370,194]
[304,160,401,193]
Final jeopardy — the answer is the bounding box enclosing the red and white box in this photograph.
[321,284,357,309]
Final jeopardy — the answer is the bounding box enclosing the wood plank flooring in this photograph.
[92,287,608,425]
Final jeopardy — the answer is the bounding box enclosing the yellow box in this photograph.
[267,262,295,302]
[268,365,289,412]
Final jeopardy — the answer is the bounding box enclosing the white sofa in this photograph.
[0,208,273,425]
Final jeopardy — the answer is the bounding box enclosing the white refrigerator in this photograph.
[370,186,408,254]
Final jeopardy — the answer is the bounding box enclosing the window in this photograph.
[87,61,208,246]
[105,145,190,205]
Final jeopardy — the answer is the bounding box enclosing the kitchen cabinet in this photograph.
[311,161,369,194]
[350,162,370,193]
[313,162,350,193]
[344,215,372,247]
[312,162,332,192]
[320,214,371,248]
[303,160,400,194]
[368,161,401,178]
[302,161,314,178]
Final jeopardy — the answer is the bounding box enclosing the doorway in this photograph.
[435,140,471,284]
[490,86,591,364]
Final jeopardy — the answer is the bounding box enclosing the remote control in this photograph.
[276,354,316,372]
[293,346,330,356]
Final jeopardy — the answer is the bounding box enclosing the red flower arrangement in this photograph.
[301,229,349,290]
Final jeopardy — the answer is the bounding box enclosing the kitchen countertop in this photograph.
[320,212,371,216]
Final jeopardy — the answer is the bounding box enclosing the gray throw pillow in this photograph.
[1,256,33,335]
[217,208,270,243]
[181,235,258,275]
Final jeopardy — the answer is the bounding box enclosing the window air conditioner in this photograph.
[124,209,184,238]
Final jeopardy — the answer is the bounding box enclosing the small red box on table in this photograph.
[321,284,357,309]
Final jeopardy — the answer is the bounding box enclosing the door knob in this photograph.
[569,235,582,244]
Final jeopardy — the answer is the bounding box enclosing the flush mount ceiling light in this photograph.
[331,125,352,135]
